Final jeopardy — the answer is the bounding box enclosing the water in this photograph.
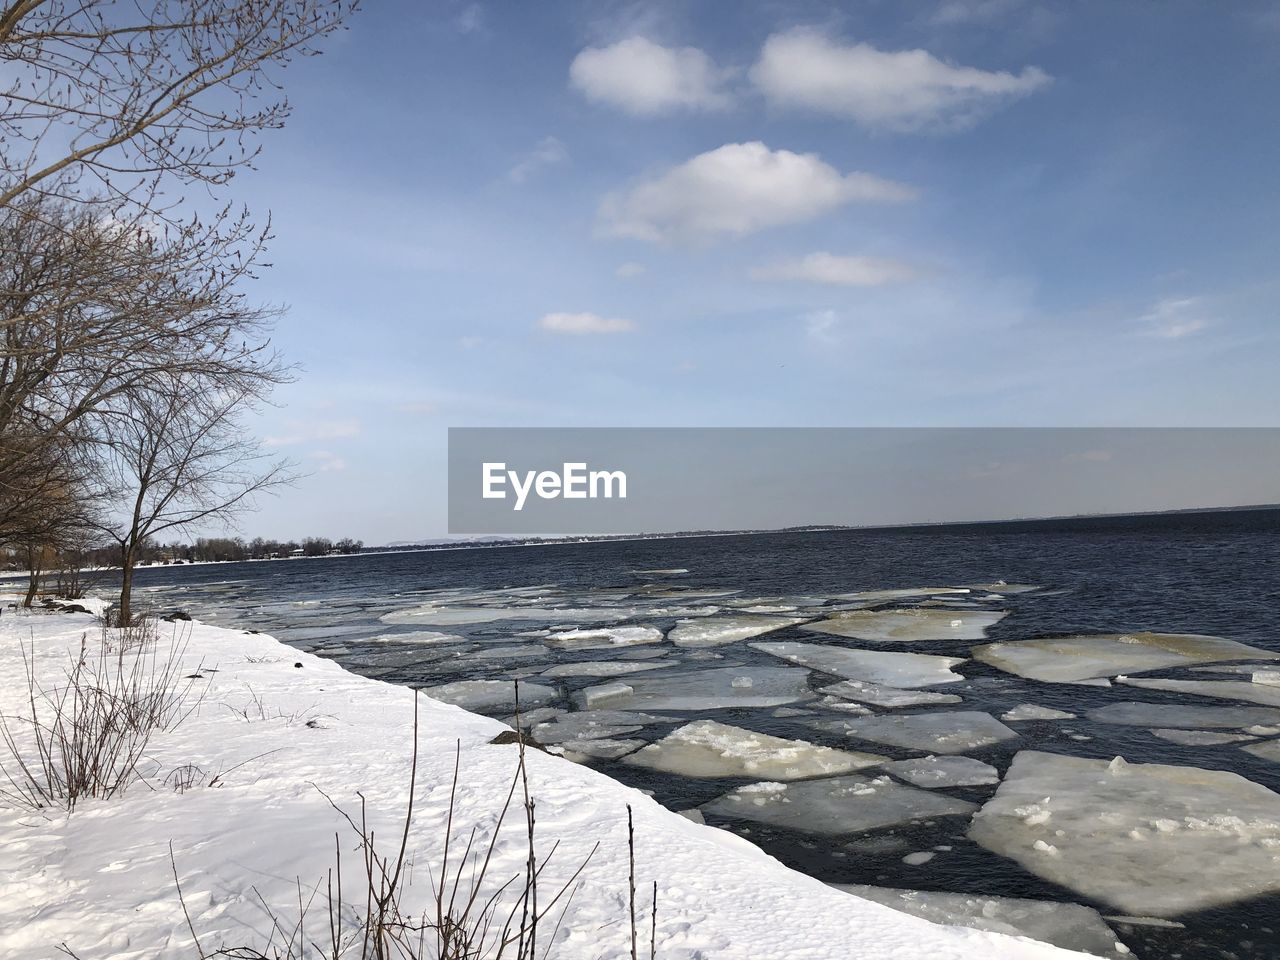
[116,508,1280,959]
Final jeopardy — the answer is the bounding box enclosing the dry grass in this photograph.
[0,623,205,810]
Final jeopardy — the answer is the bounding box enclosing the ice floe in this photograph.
[1242,740,1280,763]
[573,666,813,711]
[810,712,1018,755]
[1001,704,1076,722]
[973,632,1280,683]
[1117,676,1280,707]
[558,738,647,761]
[622,720,885,780]
[381,605,629,626]
[880,755,1001,788]
[418,679,557,711]
[818,680,963,708]
[668,614,809,647]
[1149,729,1256,746]
[702,775,977,835]
[545,625,665,650]
[801,608,1007,643]
[540,660,668,678]
[752,641,966,688]
[836,587,972,602]
[1088,701,1280,729]
[831,886,1130,959]
[969,750,1280,916]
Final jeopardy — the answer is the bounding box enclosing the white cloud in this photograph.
[751,252,919,286]
[750,28,1050,132]
[930,0,1026,25]
[455,3,484,34]
[569,37,732,114]
[264,417,360,448]
[803,309,842,344]
[308,450,347,473]
[598,141,915,244]
[538,312,635,335]
[507,136,568,183]
[615,261,647,278]
[1139,297,1213,339]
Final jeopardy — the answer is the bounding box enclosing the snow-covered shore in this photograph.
[0,602,1091,960]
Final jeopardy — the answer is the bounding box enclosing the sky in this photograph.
[222,0,1280,544]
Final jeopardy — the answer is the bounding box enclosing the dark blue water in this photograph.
[117,508,1280,960]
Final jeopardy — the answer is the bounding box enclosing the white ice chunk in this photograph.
[558,738,646,761]
[574,666,812,711]
[702,775,976,835]
[1149,729,1256,746]
[752,641,965,688]
[833,885,1130,959]
[819,680,963,709]
[668,614,809,647]
[969,749,1280,916]
[381,605,629,626]
[545,625,665,650]
[880,755,1001,788]
[622,720,885,780]
[540,660,668,678]
[421,679,556,711]
[835,587,973,602]
[974,632,1279,683]
[1001,704,1077,722]
[1118,676,1280,707]
[802,608,1006,643]
[810,712,1018,755]
[1242,740,1280,763]
[1089,701,1280,729]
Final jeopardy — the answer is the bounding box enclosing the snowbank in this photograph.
[0,603,1091,960]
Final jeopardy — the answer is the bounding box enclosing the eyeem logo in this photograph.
[482,462,627,511]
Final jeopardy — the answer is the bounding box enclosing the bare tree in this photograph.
[92,373,292,624]
[0,0,358,214]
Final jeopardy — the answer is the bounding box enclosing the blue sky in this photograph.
[226,0,1280,543]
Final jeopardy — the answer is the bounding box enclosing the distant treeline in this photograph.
[2,536,364,572]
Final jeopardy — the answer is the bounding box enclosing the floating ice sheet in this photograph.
[1001,704,1076,722]
[1242,740,1280,763]
[559,738,646,761]
[545,625,664,650]
[801,608,1007,643]
[818,680,963,708]
[668,614,809,648]
[811,712,1018,755]
[623,720,885,780]
[973,632,1279,683]
[1089,701,1280,729]
[880,755,1000,788]
[540,660,668,678]
[420,679,556,711]
[702,775,976,835]
[752,641,965,688]
[1118,677,1280,708]
[1150,729,1256,746]
[534,709,668,744]
[831,886,1130,959]
[969,750,1280,916]
[381,605,629,626]
[573,666,812,711]
[835,587,972,602]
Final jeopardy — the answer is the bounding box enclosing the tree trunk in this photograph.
[23,546,40,607]
[117,543,135,626]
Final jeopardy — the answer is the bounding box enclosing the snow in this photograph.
[880,755,1001,788]
[1002,704,1077,722]
[573,665,814,711]
[819,679,964,708]
[0,607,1092,960]
[622,720,886,780]
[545,625,665,650]
[832,886,1131,959]
[752,641,966,687]
[1117,677,1280,707]
[703,774,978,835]
[1088,701,1280,729]
[973,632,1279,684]
[969,750,1280,917]
[801,608,1007,643]
[667,614,809,647]
[810,712,1019,755]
